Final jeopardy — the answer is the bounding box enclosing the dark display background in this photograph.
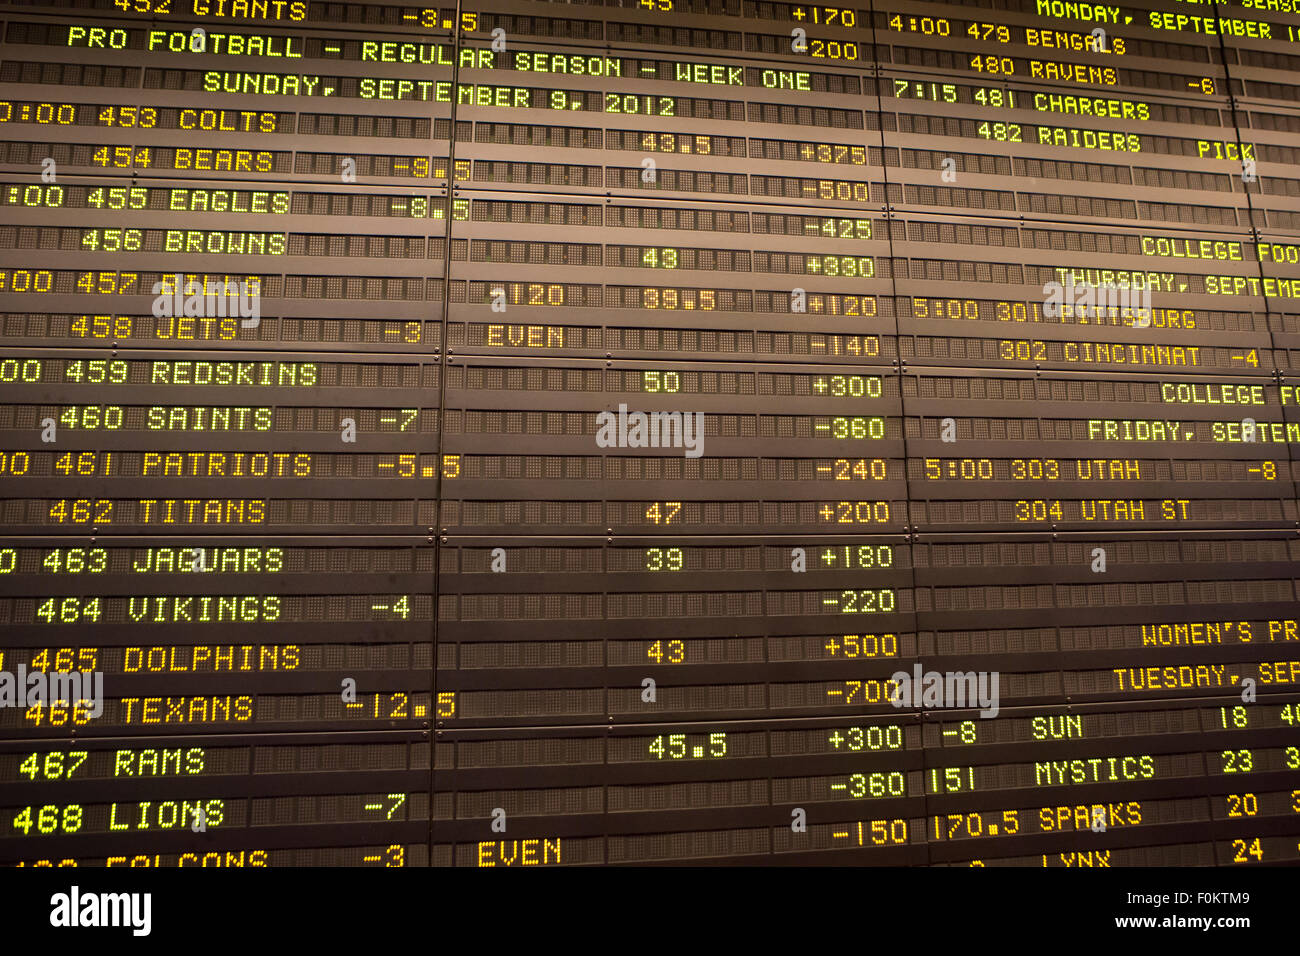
[1,0,1300,866]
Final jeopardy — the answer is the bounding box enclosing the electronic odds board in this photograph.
[1,0,1299,868]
